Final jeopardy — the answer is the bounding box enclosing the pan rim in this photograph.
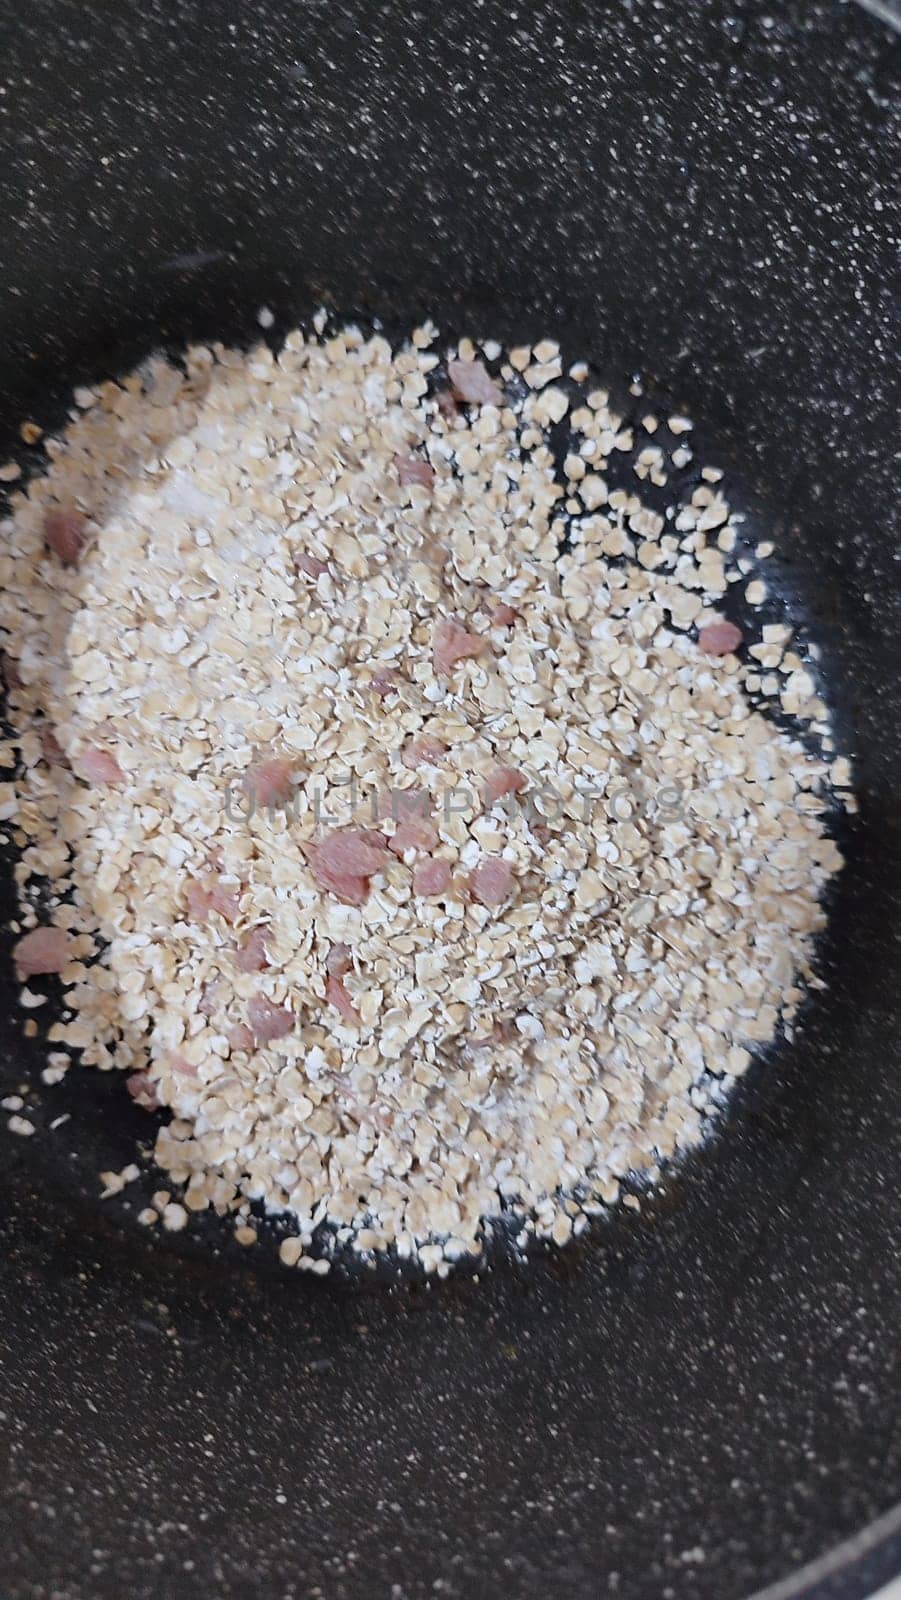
[852,0,901,31]
[748,1502,901,1600]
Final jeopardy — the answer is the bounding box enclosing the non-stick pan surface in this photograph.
[0,2,900,1597]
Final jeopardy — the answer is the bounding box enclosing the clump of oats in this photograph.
[0,322,847,1271]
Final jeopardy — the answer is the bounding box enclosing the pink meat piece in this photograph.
[13,925,72,980]
[209,884,241,923]
[326,943,352,976]
[44,507,87,566]
[398,790,430,819]
[370,667,398,698]
[698,620,744,657]
[227,1023,254,1051]
[247,994,294,1044]
[436,388,460,422]
[433,616,487,676]
[469,1019,514,1051]
[126,1071,160,1110]
[314,828,388,877]
[72,744,124,785]
[0,652,21,691]
[235,925,269,973]
[402,735,447,769]
[185,878,240,924]
[447,358,504,407]
[482,766,527,806]
[243,755,294,807]
[309,828,388,905]
[185,880,213,922]
[326,973,360,1027]
[491,603,518,627]
[39,727,69,767]
[381,788,431,822]
[296,552,329,578]
[469,857,513,908]
[389,816,440,857]
[394,453,435,490]
[311,863,369,906]
[413,858,451,897]
[335,1079,395,1132]
[198,979,222,1017]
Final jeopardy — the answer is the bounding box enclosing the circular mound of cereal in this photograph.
[0,323,845,1270]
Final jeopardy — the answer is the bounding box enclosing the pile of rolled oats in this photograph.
[0,319,849,1272]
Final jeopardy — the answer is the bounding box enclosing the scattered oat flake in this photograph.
[279,1236,304,1267]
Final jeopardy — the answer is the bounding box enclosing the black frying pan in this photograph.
[1,2,900,1597]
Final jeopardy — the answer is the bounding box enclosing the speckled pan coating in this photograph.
[0,2,899,1599]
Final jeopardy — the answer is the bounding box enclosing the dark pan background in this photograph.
[0,2,900,1597]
